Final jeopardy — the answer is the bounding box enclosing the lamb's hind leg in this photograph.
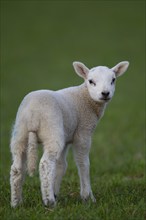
[10,138,27,207]
[39,141,63,207]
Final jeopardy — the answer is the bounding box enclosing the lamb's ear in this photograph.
[112,61,129,77]
[73,61,89,79]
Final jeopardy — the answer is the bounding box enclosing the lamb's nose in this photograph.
[101,91,110,97]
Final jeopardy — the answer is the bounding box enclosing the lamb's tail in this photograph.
[27,132,38,177]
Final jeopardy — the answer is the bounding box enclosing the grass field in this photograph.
[0,1,145,220]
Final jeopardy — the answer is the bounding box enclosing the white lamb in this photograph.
[10,61,129,207]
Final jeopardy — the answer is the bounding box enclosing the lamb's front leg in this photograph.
[54,147,68,197]
[73,136,96,203]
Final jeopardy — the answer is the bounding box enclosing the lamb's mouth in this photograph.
[99,98,111,102]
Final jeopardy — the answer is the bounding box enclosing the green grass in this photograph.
[0,1,145,220]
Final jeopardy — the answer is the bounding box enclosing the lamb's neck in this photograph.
[78,83,107,119]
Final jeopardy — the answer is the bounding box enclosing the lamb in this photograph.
[10,60,129,208]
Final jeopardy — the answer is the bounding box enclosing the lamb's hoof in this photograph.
[11,198,22,208]
[54,194,57,200]
[43,199,56,208]
[89,192,96,203]
[81,193,96,203]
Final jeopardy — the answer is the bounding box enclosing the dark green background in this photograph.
[0,1,145,219]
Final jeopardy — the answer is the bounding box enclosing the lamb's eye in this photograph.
[111,78,116,85]
[89,79,96,86]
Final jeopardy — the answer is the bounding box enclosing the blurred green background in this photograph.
[0,1,145,218]
[0,0,146,220]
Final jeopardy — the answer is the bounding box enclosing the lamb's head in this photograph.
[73,61,129,103]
